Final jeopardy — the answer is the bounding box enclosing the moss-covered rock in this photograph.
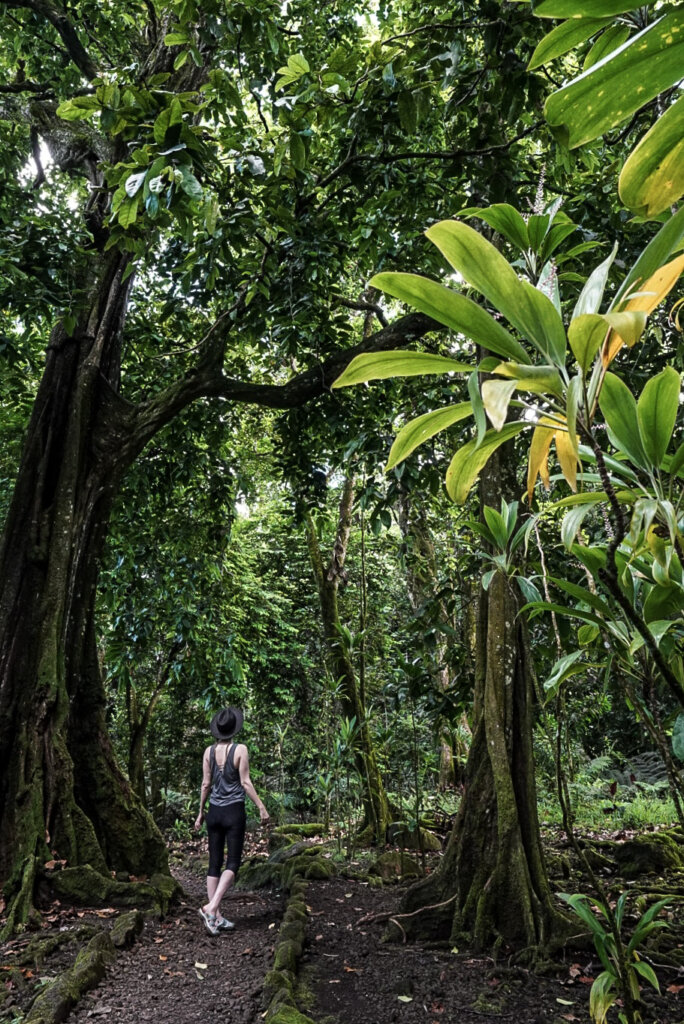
[274,939,299,973]
[369,851,422,880]
[386,823,442,852]
[110,910,144,948]
[45,864,179,913]
[267,1005,317,1024]
[272,823,326,839]
[263,968,295,1002]
[613,833,684,879]
[25,929,115,1024]
[278,921,305,954]
[236,856,284,890]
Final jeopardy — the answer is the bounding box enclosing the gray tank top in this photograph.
[209,742,245,807]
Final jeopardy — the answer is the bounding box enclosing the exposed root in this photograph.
[357,892,459,927]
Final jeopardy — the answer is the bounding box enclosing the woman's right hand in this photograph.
[194,813,204,832]
[259,806,270,825]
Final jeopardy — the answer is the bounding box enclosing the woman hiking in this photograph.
[195,707,270,935]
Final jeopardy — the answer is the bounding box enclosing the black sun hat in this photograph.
[209,707,244,741]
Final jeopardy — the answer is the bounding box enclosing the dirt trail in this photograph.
[65,869,282,1024]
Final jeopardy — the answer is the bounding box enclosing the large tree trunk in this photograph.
[304,477,391,844]
[0,254,168,933]
[397,450,564,952]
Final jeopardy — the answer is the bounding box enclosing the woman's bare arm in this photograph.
[236,745,270,822]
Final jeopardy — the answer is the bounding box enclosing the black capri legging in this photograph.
[206,801,246,878]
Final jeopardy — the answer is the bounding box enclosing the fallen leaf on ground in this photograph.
[398,995,413,1003]
[194,962,208,970]
[159,955,168,961]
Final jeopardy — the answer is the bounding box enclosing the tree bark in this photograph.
[397,449,564,952]
[0,253,169,934]
[304,477,391,843]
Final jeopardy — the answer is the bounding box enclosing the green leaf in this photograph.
[599,372,649,469]
[164,31,189,45]
[561,503,595,548]
[332,350,474,388]
[583,23,631,70]
[397,91,417,133]
[117,194,140,228]
[637,367,681,468]
[528,17,612,69]
[290,132,306,170]
[542,650,594,700]
[572,242,618,319]
[179,169,203,199]
[369,272,531,364]
[672,714,684,760]
[493,362,564,396]
[445,422,528,503]
[535,0,645,16]
[425,221,567,365]
[630,961,659,992]
[643,583,684,623]
[568,314,607,373]
[460,203,530,252]
[385,403,473,471]
[56,95,100,121]
[544,11,684,148]
[601,310,647,349]
[619,92,684,218]
[286,52,310,75]
[483,505,510,550]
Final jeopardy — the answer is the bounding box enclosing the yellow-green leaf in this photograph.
[425,221,567,365]
[568,314,608,374]
[527,417,557,501]
[446,422,527,504]
[369,272,530,364]
[529,16,612,70]
[637,366,681,468]
[385,403,473,472]
[481,379,517,431]
[332,350,473,388]
[493,362,564,396]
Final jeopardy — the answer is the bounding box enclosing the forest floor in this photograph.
[1,826,684,1024]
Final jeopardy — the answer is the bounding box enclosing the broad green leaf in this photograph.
[425,221,567,365]
[643,582,684,623]
[117,194,140,228]
[460,203,530,251]
[179,169,203,199]
[599,372,649,469]
[549,492,606,510]
[620,93,684,217]
[628,619,680,655]
[290,132,306,170]
[566,372,582,454]
[397,91,417,134]
[561,502,594,548]
[445,422,528,503]
[535,0,645,16]
[572,242,618,319]
[568,314,607,374]
[544,11,684,149]
[368,272,531,364]
[637,367,681,468]
[523,601,605,628]
[571,543,607,576]
[332,350,474,388]
[673,714,684,760]
[481,379,517,431]
[631,960,660,992]
[543,650,596,701]
[493,362,564,397]
[552,576,612,615]
[56,95,100,120]
[614,206,684,306]
[385,403,473,471]
[528,17,612,69]
[668,440,684,478]
[483,506,510,550]
[583,23,631,70]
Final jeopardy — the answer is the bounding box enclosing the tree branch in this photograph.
[4,0,99,78]
[116,311,439,466]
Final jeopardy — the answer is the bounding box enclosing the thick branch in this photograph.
[116,311,439,466]
[5,0,99,78]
